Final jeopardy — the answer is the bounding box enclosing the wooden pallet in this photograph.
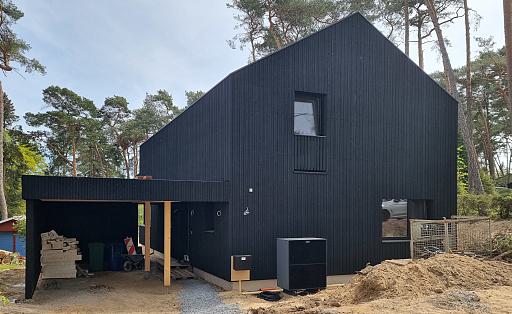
[171,267,195,280]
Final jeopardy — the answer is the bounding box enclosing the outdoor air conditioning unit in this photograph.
[276,237,326,291]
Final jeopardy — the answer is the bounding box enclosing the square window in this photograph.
[294,93,322,136]
[382,198,408,238]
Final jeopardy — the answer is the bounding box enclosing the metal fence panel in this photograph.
[410,217,491,259]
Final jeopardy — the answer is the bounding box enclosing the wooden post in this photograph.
[144,201,151,272]
[12,233,16,253]
[443,218,450,253]
[164,201,171,287]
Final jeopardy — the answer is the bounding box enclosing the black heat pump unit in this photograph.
[276,238,326,291]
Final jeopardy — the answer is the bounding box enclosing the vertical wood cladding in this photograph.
[148,202,230,280]
[229,13,456,279]
[139,13,457,281]
[294,136,327,172]
[139,78,232,182]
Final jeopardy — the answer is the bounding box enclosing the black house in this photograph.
[139,13,457,282]
[22,12,457,298]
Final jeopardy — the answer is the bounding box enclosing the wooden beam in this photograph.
[164,201,171,287]
[144,202,151,272]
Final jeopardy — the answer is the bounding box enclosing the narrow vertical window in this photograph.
[294,93,322,136]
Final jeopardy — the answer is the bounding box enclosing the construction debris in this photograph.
[40,230,81,279]
[0,250,24,265]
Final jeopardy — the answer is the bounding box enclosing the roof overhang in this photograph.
[22,175,229,202]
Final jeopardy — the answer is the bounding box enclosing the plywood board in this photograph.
[230,256,250,281]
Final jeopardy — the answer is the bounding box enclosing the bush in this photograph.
[458,190,512,219]
[457,193,495,216]
[494,193,512,219]
[493,233,512,257]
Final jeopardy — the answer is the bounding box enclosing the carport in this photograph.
[22,175,229,299]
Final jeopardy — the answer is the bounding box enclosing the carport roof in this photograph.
[22,175,229,202]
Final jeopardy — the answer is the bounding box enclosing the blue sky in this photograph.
[3,1,506,126]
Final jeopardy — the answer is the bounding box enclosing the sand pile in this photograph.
[341,254,512,303]
[249,254,512,313]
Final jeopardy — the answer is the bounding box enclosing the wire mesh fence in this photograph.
[410,216,492,259]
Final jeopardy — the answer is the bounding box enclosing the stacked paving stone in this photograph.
[40,230,81,279]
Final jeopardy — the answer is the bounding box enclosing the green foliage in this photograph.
[25,86,121,177]
[0,295,8,306]
[138,204,144,225]
[3,94,45,216]
[493,192,512,219]
[457,144,468,193]
[185,90,205,106]
[458,187,512,219]
[457,192,494,216]
[0,0,45,74]
[493,233,512,255]
[479,170,496,194]
[14,216,25,236]
[227,0,362,60]
[4,132,46,215]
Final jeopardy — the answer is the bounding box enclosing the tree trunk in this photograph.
[503,0,512,122]
[479,100,495,178]
[122,148,130,179]
[426,0,484,194]
[484,100,496,178]
[417,22,424,69]
[132,145,138,176]
[464,0,475,138]
[0,80,8,220]
[404,0,410,56]
[266,1,282,49]
[72,138,77,176]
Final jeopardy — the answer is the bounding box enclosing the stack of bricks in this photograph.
[40,230,81,279]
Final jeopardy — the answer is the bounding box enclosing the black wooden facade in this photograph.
[22,176,229,298]
[139,13,458,281]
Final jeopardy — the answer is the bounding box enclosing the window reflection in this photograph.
[294,100,318,136]
[382,198,407,238]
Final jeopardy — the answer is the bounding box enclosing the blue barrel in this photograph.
[105,242,125,271]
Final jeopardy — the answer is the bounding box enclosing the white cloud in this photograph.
[3,0,506,127]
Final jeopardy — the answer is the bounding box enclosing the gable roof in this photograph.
[143,12,456,147]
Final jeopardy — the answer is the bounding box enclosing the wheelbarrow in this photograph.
[122,254,145,272]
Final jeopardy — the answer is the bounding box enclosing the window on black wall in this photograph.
[294,92,323,136]
[381,198,408,238]
[381,199,428,239]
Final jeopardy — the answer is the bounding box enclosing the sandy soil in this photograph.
[0,269,25,301]
[3,271,180,314]
[224,286,512,313]
[1,220,511,313]
[238,254,512,314]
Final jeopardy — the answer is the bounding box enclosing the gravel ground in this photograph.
[178,279,241,314]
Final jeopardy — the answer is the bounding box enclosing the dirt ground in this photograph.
[225,254,512,314]
[222,220,512,314]
[1,220,511,314]
[2,271,181,314]
[0,268,25,301]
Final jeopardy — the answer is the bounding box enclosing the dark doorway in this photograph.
[171,203,190,262]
